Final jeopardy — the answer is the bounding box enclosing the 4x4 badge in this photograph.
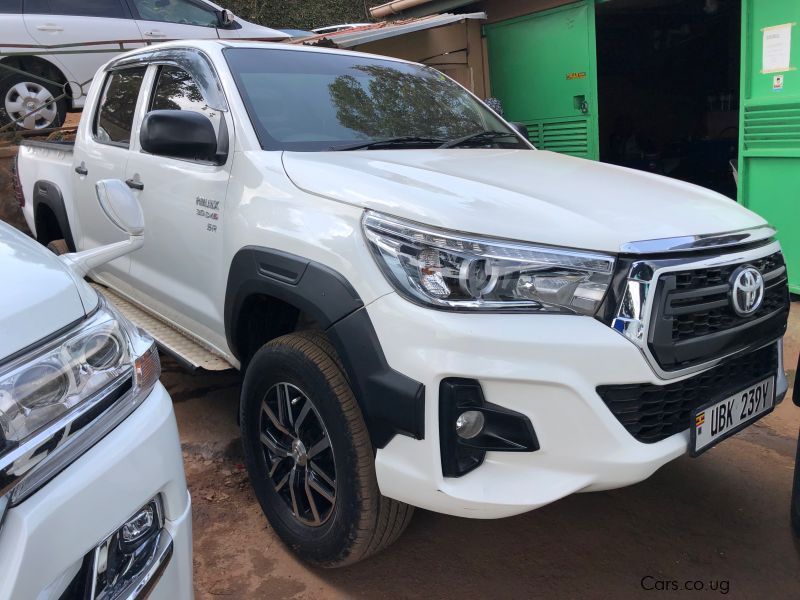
[729,265,764,317]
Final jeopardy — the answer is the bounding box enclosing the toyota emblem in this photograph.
[729,265,764,317]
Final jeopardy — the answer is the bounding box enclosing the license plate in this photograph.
[691,376,775,456]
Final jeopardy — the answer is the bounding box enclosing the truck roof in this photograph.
[108,39,418,70]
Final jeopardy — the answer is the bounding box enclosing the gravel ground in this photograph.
[168,303,800,600]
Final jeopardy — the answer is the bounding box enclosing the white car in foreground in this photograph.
[0,0,287,129]
[17,40,790,567]
[0,180,191,598]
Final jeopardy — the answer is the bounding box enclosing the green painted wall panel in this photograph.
[484,1,599,160]
[739,0,800,293]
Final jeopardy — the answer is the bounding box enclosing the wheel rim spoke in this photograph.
[308,471,335,504]
[309,460,335,488]
[23,114,36,129]
[304,470,321,524]
[260,431,289,458]
[289,467,299,516]
[274,469,290,492]
[5,99,23,114]
[258,381,337,527]
[12,83,30,99]
[293,399,311,433]
[262,400,290,436]
[308,435,330,459]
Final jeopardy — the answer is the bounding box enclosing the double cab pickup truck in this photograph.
[16,40,791,566]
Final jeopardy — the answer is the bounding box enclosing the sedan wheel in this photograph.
[4,80,59,129]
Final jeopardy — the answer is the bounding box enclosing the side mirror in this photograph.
[96,179,144,236]
[509,122,530,141]
[140,110,218,163]
[217,9,234,28]
[59,179,145,277]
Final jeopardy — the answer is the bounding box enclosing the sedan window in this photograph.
[131,0,217,28]
[24,0,128,18]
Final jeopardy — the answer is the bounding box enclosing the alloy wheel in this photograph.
[259,382,336,526]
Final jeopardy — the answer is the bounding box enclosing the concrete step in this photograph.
[90,283,233,372]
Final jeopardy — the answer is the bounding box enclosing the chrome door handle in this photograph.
[125,178,144,191]
[74,164,88,176]
[144,30,166,37]
[36,24,64,32]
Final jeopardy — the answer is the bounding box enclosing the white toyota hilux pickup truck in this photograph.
[16,40,791,567]
[1,180,191,597]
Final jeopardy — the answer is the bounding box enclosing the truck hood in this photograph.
[0,224,91,360]
[282,149,765,253]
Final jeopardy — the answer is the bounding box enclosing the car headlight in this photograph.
[0,296,160,505]
[362,212,616,314]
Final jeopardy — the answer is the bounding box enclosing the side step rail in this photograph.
[91,283,233,372]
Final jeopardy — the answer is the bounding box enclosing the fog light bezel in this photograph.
[439,378,539,478]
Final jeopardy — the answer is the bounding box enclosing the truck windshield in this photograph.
[224,48,530,152]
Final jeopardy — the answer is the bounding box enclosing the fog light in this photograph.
[122,503,156,544]
[455,410,485,439]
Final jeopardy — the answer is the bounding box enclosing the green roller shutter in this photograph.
[739,0,800,293]
[484,1,599,160]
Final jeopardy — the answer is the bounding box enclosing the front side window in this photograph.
[131,0,217,27]
[149,65,220,132]
[224,48,528,152]
[25,0,127,18]
[94,67,146,146]
[0,0,22,14]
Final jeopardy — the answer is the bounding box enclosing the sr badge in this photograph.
[729,265,764,317]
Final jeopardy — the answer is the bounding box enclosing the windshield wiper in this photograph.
[439,130,518,149]
[330,136,445,151]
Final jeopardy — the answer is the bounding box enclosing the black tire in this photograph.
[46,239,70,255]
[240,330,413,567]
[0,72,67,130]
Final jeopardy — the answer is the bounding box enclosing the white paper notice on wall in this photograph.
[762,23,793,74]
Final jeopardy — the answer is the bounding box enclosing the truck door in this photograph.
[739,0,800,293]
[484,1,599,160]
[123,61,231,350]
[71,64,148,284]
[23,0,144,96]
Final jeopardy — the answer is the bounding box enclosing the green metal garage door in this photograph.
[484,1,599,160]
[740,0,800,293]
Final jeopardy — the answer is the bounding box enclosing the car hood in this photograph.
[0,224,92,360]
[282,149,765,253]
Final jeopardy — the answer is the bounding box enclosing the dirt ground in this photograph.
[166,303,800,600]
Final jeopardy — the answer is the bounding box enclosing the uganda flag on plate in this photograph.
[695,411,705,435]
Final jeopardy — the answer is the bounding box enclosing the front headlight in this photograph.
[363,212,616,314]
[0,296,160,504]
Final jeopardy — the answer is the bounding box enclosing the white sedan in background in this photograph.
[0,0,287,129]
[0,179,191,598]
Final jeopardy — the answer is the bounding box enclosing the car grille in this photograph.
[648,250,789,370]
[597,344,778,444]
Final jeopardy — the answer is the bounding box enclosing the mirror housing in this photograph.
[140,110,219,163]
[96,179,144,236]
[509,122,530,141]
[217,9,234,28]
[59,180,145,278]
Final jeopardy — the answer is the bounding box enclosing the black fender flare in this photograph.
[225,246,425,449]
[32,180,76,251]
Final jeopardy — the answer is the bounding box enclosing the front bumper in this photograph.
[369,292,786,519]
[0,382,192,599]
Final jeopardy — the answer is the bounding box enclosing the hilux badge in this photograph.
[729,265,764,317]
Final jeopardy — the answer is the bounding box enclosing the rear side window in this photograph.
[24,0,128,18]
[0,0,22,14]
[131,0,217,27]
[94,67,146,146]
[150,65,220,132]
